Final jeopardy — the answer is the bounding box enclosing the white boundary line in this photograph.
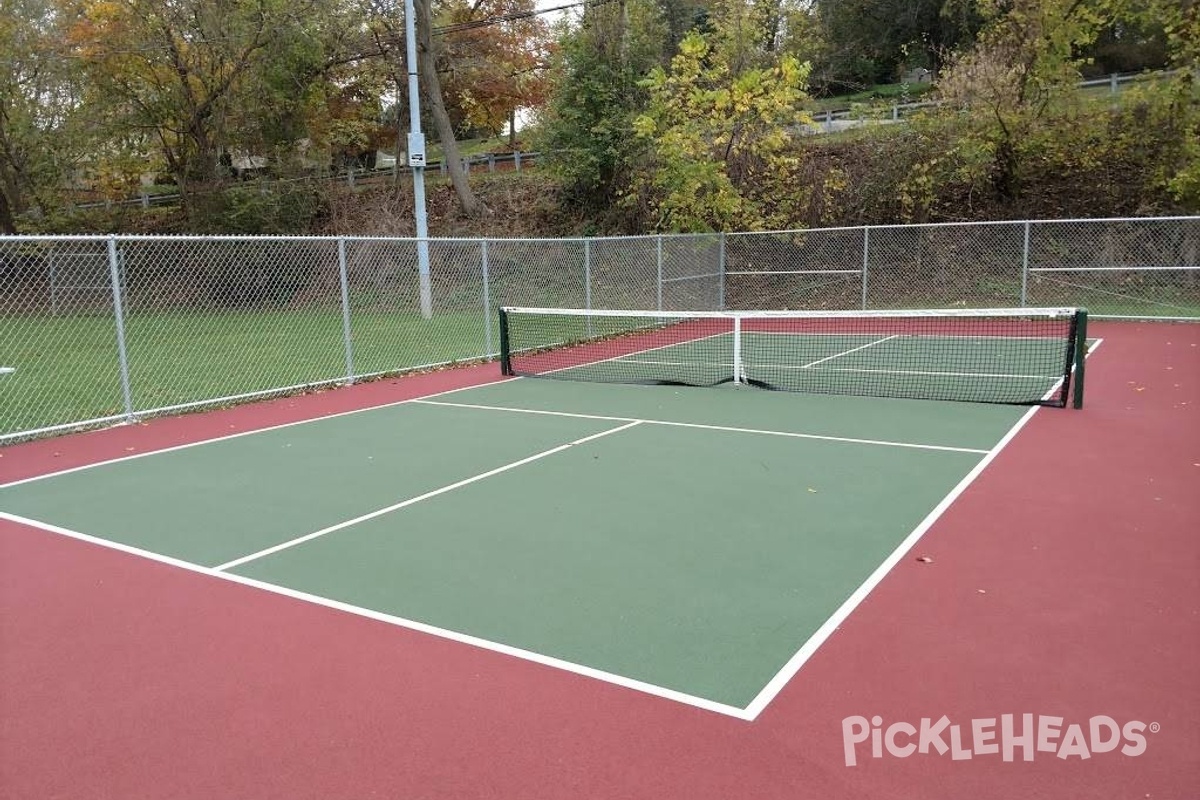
[798,335,899,368]
[0,510,751,720]
[0,377,517,490]
[810,366,1058,380]
[411,400,989,454]
[214,421,642,571]
[741,406,1040,719]
[1,339,1103,721]
[740,337,1103,720]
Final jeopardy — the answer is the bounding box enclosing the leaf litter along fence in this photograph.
[2,216,1197,442]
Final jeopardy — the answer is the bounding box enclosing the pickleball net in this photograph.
[499,307,1088,407]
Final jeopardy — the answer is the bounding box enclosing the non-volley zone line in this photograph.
[606,358,1061,382]
[410,399,990,455]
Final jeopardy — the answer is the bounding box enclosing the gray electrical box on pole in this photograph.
[407,132,426,168]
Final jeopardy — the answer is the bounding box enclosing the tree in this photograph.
[541,0,669,209]
[63,0,371,202]
[628,26,811,231]
[1123,0,1199,208]
[416,0,485,215]
[814,0,982,91]
[364,0,485,216]
[437,0,554,145]
[0,0,88,230]
[933,0,1113,200]
[66,0,272,193]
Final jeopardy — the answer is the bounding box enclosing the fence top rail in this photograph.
[2,215,1197,247]
[1030,265,1200,272]
[723,216,1200,239]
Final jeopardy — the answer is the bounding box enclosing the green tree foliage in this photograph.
[1131,0,1199,207]
[931,0,1113,200]
[891,0,1197,217]
[0,0,90,230]
[540,0,668,209]
[62,0,372,199]
[627,27,811,231]
[814,0,982,91]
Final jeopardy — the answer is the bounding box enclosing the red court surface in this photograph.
[2,321,1197,799]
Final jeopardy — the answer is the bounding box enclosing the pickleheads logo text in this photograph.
[842,714,1158,767]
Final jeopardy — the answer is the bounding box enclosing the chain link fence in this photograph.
[3,216,1197,441]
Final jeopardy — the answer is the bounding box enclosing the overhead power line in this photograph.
[432,0,619,36]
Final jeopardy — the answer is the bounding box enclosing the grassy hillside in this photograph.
[21,92,1195,239]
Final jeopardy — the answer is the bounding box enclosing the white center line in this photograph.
[213,420,642,572]
[798,334,900,368]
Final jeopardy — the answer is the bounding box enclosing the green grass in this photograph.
[6,280,1196,439]
[426,136,519,162]
[813,82,935,113]
[0,307,492,437]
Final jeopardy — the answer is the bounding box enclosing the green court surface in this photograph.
[0,378,1033,712]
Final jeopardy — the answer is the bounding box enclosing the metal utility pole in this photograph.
[404,0,432,318]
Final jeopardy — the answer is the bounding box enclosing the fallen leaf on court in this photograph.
[807,487,817,493]
[977,589,987,594]
[916,555,933,563]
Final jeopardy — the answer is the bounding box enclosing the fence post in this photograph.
[481,240,493,356]
[488,154,495,173]
[584,238,592,336]
[514,151,522,172]
[656,235,664,311]
[718,232,727,310]
[337,237,355,381]
[347,168,355,188]
[892,104,899,121]
[1110,72,1119,94]
[1020,220,1031,307]
[49,249,59,316]
[106,235,135,422]
[860,226,871,310]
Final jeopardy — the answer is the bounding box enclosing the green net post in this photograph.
[1072,309,1088,409]
[498,308,512,375]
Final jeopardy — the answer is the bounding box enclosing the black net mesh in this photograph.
[501,308,1081,407]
